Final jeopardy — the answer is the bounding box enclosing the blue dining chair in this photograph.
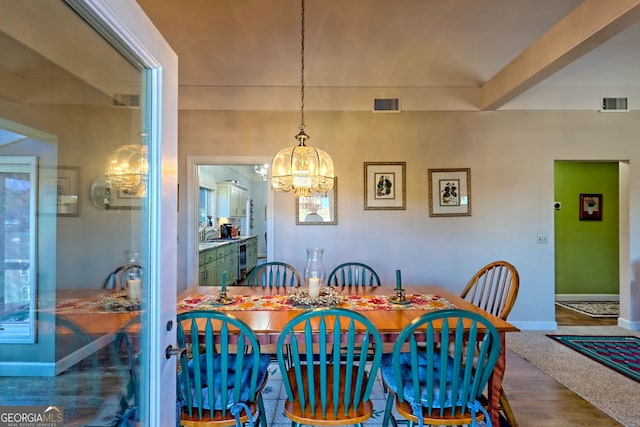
[380,309,501,427]
[245,261,301,288]
[176,310,271,427]
[111,315,141,425]
[276,307,383,427]
[327,262,380,288]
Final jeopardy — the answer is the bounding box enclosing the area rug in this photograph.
[547,335,640,383]
[555,301,619,317]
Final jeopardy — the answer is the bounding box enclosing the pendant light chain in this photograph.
[269,0,334,197]
[299,0,306,136]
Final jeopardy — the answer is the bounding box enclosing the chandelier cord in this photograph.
[299,0,305,135]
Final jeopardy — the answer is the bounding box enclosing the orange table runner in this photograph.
[177,293,455,311]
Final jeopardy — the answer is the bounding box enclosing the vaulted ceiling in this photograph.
[136,0,640,111]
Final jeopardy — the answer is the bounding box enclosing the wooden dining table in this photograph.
[177,284,519,426]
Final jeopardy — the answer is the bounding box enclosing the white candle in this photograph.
[128,279,142,300]
[308,277,320,298]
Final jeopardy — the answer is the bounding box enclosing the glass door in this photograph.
[0,1,177,425]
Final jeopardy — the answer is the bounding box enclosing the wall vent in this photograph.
[373,98,400,112]
[112,93,141,108]
[600,97,629,112]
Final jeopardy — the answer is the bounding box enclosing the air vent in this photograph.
[600,97,629,112]
[112,93,141,108]
[373,98,400,112]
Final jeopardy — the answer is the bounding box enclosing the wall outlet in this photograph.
[537,233,548,244]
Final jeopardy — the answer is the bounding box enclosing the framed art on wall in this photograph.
[428,168,471,217]
[364,162,406,210]
[296,177,338,225]
[579,193,602,221]
[56,166,80,217]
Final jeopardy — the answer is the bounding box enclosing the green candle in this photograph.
[395,270,402,291]
[221,271,227,292]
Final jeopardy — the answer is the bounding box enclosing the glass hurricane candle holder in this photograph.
[304,247,326,298]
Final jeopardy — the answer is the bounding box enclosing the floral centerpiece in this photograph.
[98,292,141,311]
[288,286,343,307]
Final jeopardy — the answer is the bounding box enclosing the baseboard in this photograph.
[509,320,557,331]
[617,317,640,330]
[555,294,619,302]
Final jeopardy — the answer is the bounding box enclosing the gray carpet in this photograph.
[507,325,640,427]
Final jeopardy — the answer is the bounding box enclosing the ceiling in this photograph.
[136,0,640,111]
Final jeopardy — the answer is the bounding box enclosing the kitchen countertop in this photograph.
[199,235,256,251]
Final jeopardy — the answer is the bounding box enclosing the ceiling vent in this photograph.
[112,93,141,108]
[373,98,400,112]
[600,97,629,112]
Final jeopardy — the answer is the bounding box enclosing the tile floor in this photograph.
[261,362,390,427]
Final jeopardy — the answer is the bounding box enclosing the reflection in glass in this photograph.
[0,1,148,424]
[0,156,36,343]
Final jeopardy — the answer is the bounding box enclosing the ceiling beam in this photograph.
[480,0,640,110]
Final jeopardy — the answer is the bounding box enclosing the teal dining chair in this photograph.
[245,261,301,288]
[276,307,383,427]
[327,262,380,288]
[111,315,141,425]
[380,309,501,427]
[176,310,270,427]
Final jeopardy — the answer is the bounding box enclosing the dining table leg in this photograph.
[487,332,507,426]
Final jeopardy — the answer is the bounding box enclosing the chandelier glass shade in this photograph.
[271,130,334,198]
[104,144,148,195]
[270,0,334,198]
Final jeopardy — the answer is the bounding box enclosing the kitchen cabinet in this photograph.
[245,236,258,275]
[199,246,219,286]
[221,243,238,286]
[198,241,239,286]
[216,182,248,218]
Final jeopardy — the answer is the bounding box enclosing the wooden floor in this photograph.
[501,305,621,427]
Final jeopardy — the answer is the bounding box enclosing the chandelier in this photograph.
[254,164,268,181]
[270,0,334,198]
[104,144,148,196]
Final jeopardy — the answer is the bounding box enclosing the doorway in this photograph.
[554,161,620,300]
[554,160,628,327]
[185,156,274,287]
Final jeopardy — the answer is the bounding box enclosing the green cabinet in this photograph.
[221,243,238,286]
[199,236,258,286]
[198,241,239,286]
[246,236,258,275]
[199,246,219,286]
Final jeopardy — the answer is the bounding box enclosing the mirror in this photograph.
[295,177,338,225]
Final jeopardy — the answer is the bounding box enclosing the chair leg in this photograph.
[500,387,518,427]
[382,392,394,427]
[258,396,267,427]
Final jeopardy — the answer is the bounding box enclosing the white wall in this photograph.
[177,109,640,330]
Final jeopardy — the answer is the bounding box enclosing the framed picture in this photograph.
[580,193,602,221]
[296,178,338,225]
[56,166,79,217]
[364,162,406,210]
[428,168,471,217]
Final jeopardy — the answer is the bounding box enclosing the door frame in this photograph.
[186,155,274,287]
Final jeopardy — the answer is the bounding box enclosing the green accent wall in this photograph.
[554,161,619,295]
